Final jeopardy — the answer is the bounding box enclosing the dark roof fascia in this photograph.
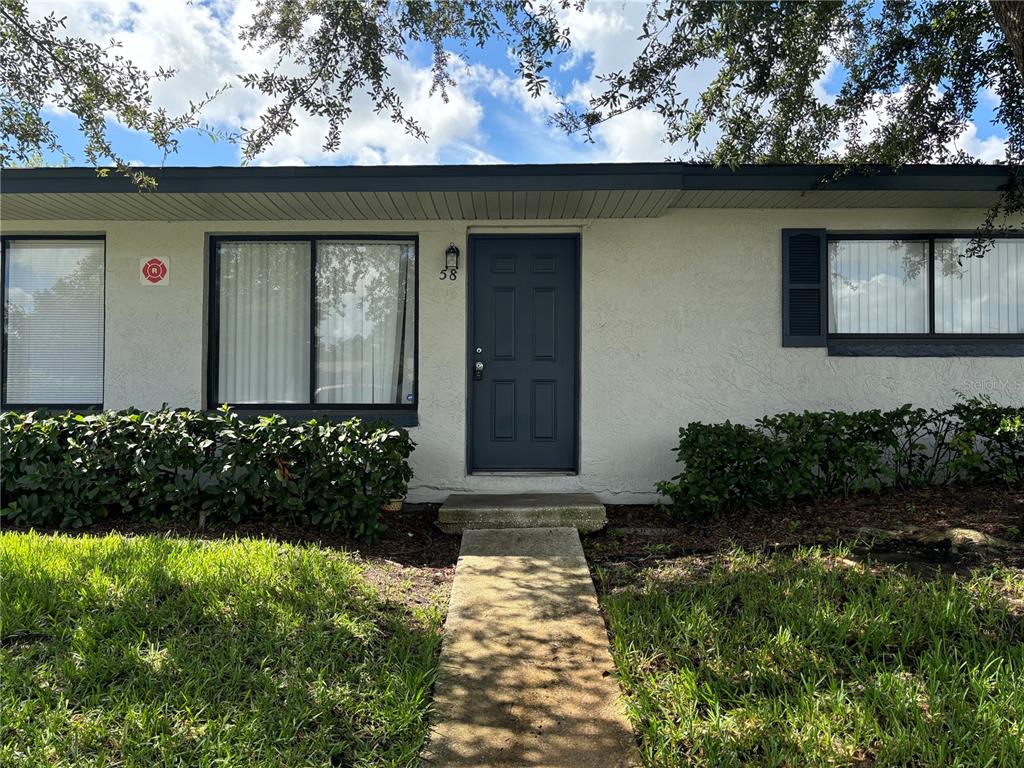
[2,163,684,194]
[678,164,1011,192]
[1,163,1011,195]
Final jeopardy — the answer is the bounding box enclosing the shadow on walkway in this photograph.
[423,527,639,767]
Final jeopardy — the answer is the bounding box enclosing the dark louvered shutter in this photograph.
[781,229,827,347]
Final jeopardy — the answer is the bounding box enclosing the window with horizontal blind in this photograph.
[209,236,417,411]
[828,235,1024,337]
[2,238,105,407]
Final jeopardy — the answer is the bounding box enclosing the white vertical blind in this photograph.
[4,239,104,404]
[315,241,415,404]
[828,240,929,334]
[217,241,310,403]
[935,239,1023,334]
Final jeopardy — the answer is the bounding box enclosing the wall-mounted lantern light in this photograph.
[440,242,460,281]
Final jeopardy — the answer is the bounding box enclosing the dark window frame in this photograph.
[1,234,106,411]
[825,232,1024,352]
[207,234,419,419]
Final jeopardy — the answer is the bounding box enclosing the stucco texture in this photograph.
[4,209,1022,502]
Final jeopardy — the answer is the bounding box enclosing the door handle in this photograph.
[474,361,484,381]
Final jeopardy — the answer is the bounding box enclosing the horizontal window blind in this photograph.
[4,239,104,404]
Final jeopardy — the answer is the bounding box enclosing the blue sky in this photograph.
[30,0,1009,168]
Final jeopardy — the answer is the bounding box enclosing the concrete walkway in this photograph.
[423,527,639,768]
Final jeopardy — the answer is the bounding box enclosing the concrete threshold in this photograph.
[437,493,607,533]
[422,527,639,768]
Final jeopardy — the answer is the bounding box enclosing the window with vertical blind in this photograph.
[934,238,1023,334]
[209,236,417,411]
[827,236,1024,337]
[828,239,930,334]
[2,238,105,406]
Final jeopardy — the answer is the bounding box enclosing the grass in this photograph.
[598,547,1024,767]
[0,532,445,767]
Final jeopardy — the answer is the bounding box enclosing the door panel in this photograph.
[469,235,578,471]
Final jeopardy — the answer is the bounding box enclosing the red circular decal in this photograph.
[142,258,168,284]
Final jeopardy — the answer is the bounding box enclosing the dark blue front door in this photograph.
[469,235,579,471]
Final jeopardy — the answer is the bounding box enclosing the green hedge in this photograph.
[0,407,415,539]
[657,397,1023,520]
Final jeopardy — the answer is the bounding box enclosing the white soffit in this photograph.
[1,163,1009,221]
[0,189,684,221]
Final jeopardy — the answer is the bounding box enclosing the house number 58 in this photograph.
[439,267,458,281]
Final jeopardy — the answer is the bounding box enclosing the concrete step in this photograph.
[437,492,607,533]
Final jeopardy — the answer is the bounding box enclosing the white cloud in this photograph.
[979,85,1000,108]
[36,0,251,122]
[821,84,1009,163]
[459,145,507,165]
[251,58,487,166]
[28,0,1008,167]
[591,109,666,161]
[557,1,669,160]
[947,121,1006,163]
[812,55,841,104]
[29,0,697,165]
[29,0,494,165]
[423,2,672,163]
[465,62,561,120]
[552,1,726,161]
[558,0,640,69]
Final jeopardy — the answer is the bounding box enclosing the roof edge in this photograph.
[1,162,1012,195]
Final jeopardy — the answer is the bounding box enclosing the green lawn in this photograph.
[598,547,1024,768]
[0,532,445,767]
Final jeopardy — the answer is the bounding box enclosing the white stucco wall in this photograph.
[4,209,1022,502]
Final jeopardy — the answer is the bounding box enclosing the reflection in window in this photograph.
[935,239,1024,334]
[214,238,416,407]
[3,239,105,404]
[315,241,415,405]
[828,240,929,334]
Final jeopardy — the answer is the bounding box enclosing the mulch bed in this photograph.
[11,483,1023,599]
[584,482,1024,570]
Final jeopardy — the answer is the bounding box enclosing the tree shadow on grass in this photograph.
[599,549,1024,767]
[1,533,443,767]
[9,502,460,570]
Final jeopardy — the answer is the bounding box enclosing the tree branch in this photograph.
[990,0,1024,77]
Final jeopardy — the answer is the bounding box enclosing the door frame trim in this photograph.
[465,232,581,475]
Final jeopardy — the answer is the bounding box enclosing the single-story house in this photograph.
[2,163,1022,503]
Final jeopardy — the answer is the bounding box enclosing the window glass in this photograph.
[4,239,104,404]
[217,241,311,403]
[935,239,1024,334]
[315,241,415,405]
[828,239,929,334]
[215,238,417,407]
